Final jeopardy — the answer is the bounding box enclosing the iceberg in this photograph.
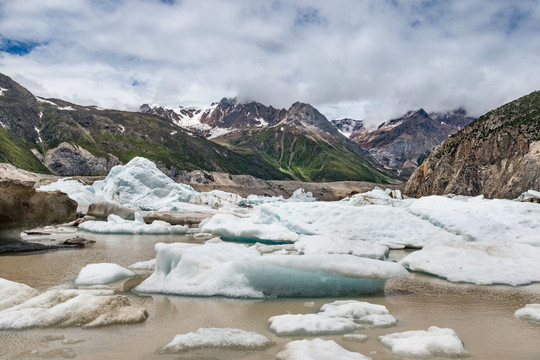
[400,241,540,285]
[38,178,101,214]
[379,326,469,358]
[135,242,408,298]
[239,188,316,206]
[515,304,540,324]
[0,278,39,311]
[294,235,389,260]
[79,212,189,235]
[0,279,148,329]
[157,328,273,353]
[74,263,135,286]
[269,300,396,336]
[277,338,372,360]
[347,187,402,206]
[199,213,299,243]
[406,195,540,246]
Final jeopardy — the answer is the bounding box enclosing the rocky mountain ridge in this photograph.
[403,91,540,198]
[354,108,476,177]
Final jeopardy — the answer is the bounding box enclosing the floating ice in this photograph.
[38,178,101,214]
[74,263,135,286]
[0,278,39,311]
[269,313,358,336]
[240,188,316,206]
[199,213,299,243]
[0,280,148,329]
[343,334,368,342]
[295,235,389,260]
[348,187,402,206]
[129,259,156,270]
[269,300,396,336]
[277,338,372,360]
[406,195,540,246]
[135,242,408,298]
[320,300,397,327]
[79,212,189,235]
[400,241,540,285]
[379,326,469,358]
[515,304,540,324]
[226,201,462,249]
[157,328,273,353]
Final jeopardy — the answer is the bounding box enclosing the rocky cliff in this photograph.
[402,91,540,198]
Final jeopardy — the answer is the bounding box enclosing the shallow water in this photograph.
[0,234,539,359]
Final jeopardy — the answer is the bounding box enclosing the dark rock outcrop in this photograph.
[0,179,78,253]
[403,91,540,198]
[44,142,120,176]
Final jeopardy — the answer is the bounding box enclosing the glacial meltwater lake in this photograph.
[1,233,539,360]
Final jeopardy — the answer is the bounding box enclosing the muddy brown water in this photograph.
[0,234,539,359]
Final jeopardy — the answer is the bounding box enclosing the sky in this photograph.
[0,0,539,127]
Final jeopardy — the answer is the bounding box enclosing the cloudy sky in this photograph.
[1,0,539,126]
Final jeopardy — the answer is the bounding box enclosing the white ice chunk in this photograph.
[74,263,135,286]
[135,242,408,298]
[157,328,273,353]
[0,283,147,329]
[269,313,358,336]
[199,213,299,243]
[379,326,469,358]
[190,190,244,209]
[400,241,540,286]
[343,334,368,342]
[240,189,316,206]
[277,338,372,360]
[92,157,197,211]
[79,212,189,235]
[320,300,397,327]
[38,178,102,214]
[295,235,389,260]
[247,202,462,248]
[406,195,540,246]
[129,259,156,270]
[515,304,540,324]
[0,278,39,311]
[348,187,402,206]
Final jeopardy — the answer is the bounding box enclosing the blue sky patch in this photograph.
[0,39,43,55]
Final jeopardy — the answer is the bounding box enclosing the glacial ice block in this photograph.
[0,280,148,329]
[74,263,135,286]
[277,338,372,360]
[379,326,469,358]
[515,304,540,324]
[135,242,408,298]
[294,235,389,260]
[0,278,39,311]
[400,241,540,285]
[79,212,189,235]
[38,178,102,214]
[157,328,273,353]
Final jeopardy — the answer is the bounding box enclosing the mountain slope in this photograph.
[225,102,397,183]
[355,108,475,177]
[403,91,540,198]
[0,74,289,179]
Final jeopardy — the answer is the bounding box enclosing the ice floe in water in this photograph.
[277,338,372,360]
[79,212,189,235]
[515,304,540,324]
[269,300,396,336]
[379,326,469,358]
[157,328,273,353]
[135,242,408,298]
[406,195,540,246]
[400,241,540,286]
[0,278,39,310]
[199,213,299,243]
[240,188,317,206]
[294,235,389,260]
[38,178,102,214]
[74,263,135,286]
[0,278,148,329]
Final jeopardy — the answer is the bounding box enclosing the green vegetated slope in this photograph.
[0,127,50,173]
[227,127,396,183]
[37,100,290,179]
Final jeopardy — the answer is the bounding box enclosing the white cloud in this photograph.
[0,0,539,126]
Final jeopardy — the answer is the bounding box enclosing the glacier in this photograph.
[134,242,408,298]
